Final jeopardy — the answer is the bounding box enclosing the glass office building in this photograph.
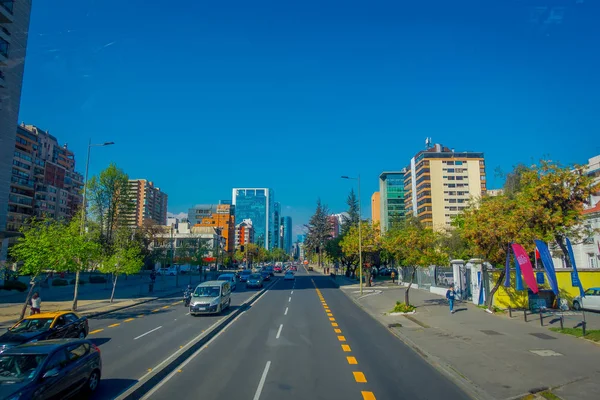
[232,188,274,250]
[379,171,406,232]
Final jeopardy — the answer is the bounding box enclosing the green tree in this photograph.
[305,199,333,269]
[340,221,382,286]
[341,189,359,234]
[10,218,63,319]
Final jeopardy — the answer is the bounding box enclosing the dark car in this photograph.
[239,269,253,282]
[260,271,271,281]
[246,274,264,289]
[0,313,89,354]
[0,339,102,400]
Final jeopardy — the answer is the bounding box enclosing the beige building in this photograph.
[126,179,168,227]
[371,192,380,225]
[404,143,486,230]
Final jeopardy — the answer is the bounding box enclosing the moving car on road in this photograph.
[0,312,89,353]
[273,266,283,273]
[246,274,264,289]
[239,269,253,282]
[284,271,295,281]
[0,339,102,399]
[260,270,271,281]
[189,281,231,315]
[217,273,237,291]
[572,287,600,311]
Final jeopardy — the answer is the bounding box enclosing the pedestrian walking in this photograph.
[446,284,456,314]
[391,270,396,284]
[30,292,41,315]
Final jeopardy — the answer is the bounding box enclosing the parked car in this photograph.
[284,271,295,281]
[217,273,237,291]
[246,274,264,289]
[0,339,102,399]
[189,281,232,315]
[239,269,253,282]
[0,312,89,353]
[157,266,178,276]
[572,287,600,311]
[439,272,454,286]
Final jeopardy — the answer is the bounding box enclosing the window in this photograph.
[67,343,89,362]
[44,350,68,372]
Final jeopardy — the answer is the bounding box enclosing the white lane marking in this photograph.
[288,297,291,302]
[134,326,162,340]
[291,291,294,294]
[253,361,271,400]
[284,307,288,315]
[185,312,190,315]
[276,324,283,339]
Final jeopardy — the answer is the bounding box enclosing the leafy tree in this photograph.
[269,247,288,262]
[304,199,333,269]
[10,218,63,319]
[340,221,382,286]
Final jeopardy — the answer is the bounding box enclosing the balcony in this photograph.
[0,36,8,64]
[0,1,13,24]
[11,176,34,189]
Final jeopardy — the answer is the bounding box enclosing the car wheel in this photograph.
[572,300,581,311]
[78,330,86,339]
[86,369,101,394]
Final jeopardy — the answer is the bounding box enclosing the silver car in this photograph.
[190,281,231,315]
[217,273,237,291]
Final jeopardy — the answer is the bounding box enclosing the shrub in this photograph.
[51,278,69,287]
[69,279,85,285]
[390,301,416,313]
[1,280,28,292]
[89,275,107,284]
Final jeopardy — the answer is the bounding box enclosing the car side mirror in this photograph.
[43,368,60,379]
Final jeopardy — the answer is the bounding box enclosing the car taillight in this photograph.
[92,343,101,355]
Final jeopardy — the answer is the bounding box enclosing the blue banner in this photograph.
[503,244,511,287]
[535,240,559,296]
[513,251,524,291]
[566,237,586,297]
[536,272,545,285]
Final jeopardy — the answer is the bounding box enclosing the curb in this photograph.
[116,278,277,400]
[330,275,493,400]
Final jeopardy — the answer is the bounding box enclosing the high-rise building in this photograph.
[297,234,306,243]
[273,201,281,249]
[0,0,33,261]
[379,171,406,232]
[6,124,83,233]
[282,216,292,254]
[371,192,380,225]
[235,218,254,248]
[404,143,486,229]
[190,202,235,255]
[126,179,168,227]
[328,215,340,238]
[232,188,274,250]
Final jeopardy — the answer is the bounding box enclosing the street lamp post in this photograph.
[73,140,114,311]
[341,175,363,295]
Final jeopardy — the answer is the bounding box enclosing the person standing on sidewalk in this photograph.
[30,292,41,315]
[391,270,396,284]
[446,284,456,314]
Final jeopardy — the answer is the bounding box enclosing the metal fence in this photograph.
[398,266,455,289]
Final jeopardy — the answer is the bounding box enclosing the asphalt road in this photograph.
[142,267,471,400]
[86,280,265,399]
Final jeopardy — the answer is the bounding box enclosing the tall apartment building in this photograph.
[282,216,292,254]
[273,201,281,249]
[126,179,168,227]
[371,192,380,225]
[235,218,254,249]
[7,124,83,232]
[190,202,235,255]
[0,1,33,261]
[379,171,406,232]
[404,143,486,229]
[328,215,340,239]
[232,188,274,250]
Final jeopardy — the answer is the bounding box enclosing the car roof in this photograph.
[197,280,226,287]
[24,311,74,320]
[218,273,234,277]
[2,339,90,354]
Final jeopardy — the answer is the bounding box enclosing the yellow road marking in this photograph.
[137,314,145,318]
[337,336,346,342]
[124,318,135,322]
[329,317,335,321]
[331,323,338,327]
[152,309,160,312]
[89,329,103,334]
[327,313,333,317]
[108,323,120,328]
[361,391,376,400]
[342,344,351,352]
[171,301,182,306]
[334,328,342,333]
[162,305,170,309]
[347,356,357,365]
[353,371,367,383]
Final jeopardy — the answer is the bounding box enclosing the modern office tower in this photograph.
[282,216,292,254]
[371,192,380,225]
[404,142,486,229]
[379,171,406,232]
[188,202,235,255]
[232,188,274,250]
[126,179,168,227]
[273,201,281,249]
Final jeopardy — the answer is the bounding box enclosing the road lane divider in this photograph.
[134,326,162,340]
[124,318,135,323]
[337,335,346,342]
[276,324,283,339]
[342,344,352,352]
[288,296,292,302]
[253,361,271,400]
[284,307,288,315]
[347,356,358,365]
[108,323,120,328]
[353,371,367,383]
[362,391,376,400]
[89,329,103,335]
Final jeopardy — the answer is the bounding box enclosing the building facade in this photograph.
[232,188,274,250]
[371,192,380,225]
[282,216,292,254]
[272,201,281,249]
[328,215,340,239]
[235,218,254,248]
[0,0,33,262]
[190,202,235,255]
[126,179,168,227]
[379,171,406,232]
[404,143,486,229]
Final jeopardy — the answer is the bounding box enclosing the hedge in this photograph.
[0,280,28,292]
[89,275,107,284]
[70,279,85,285]
[51,278,69,287]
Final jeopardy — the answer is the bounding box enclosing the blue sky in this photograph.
[19,0,600,234]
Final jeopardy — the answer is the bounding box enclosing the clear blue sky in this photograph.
[18,0,600,234]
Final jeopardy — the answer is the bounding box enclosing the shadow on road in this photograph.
[88,378,138,400]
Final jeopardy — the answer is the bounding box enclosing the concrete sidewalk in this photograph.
[336,276,600,400]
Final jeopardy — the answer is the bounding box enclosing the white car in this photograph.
[217,273,237,291]
[572,287,600,311]
[284,271,295,281]
[157,267,177,276]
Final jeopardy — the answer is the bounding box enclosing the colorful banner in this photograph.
[566,237,586,298]
[503,245,512,287]
[511,243,539,294]
[535,240,559,296]
[513,250,524,291]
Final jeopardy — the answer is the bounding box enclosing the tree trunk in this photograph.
[486,269,505,312]
[72,270,81,311]
[554,234,572,269]
[404,267,416,305]
[110,274,118,303]
[20,279,37,320]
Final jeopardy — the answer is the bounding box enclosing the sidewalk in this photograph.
[335,276,600,400]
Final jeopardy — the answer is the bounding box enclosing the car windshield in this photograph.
[0,354,47,382]
[194,287,221,297]
[249,274,261,279]
[242,270,252,275]
[9,318,54,333]
[217,275,232,281]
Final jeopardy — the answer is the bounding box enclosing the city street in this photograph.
[135,267,469,400]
